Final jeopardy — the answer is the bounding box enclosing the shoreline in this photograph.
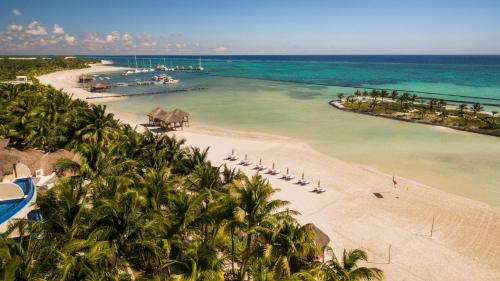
[37,61,131,102]
[37,63,500,281]
[329,100,500,138]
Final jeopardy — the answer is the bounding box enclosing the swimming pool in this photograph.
[0,178,35,226]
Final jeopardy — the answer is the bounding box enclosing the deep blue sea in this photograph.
[88,55,500,106]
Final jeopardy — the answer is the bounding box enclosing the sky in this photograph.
[1,0,500,55]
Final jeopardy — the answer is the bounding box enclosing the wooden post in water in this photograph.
[430,215,435,237]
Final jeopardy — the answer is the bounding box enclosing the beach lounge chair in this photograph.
[271,169,281,175]
[225,149,239,161]
[300,179,311,185]
[313,180,322,193]
[297,172,309,185]
[240,154,253,166]
[36,172,56,188]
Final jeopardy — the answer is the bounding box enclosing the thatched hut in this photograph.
[157,112,185,130]
[90,82,112,92]
[78,74,94,83]
[306,223,330,260]
[0,147,78,180]
[147,107,164,125]
[146,108,190,130]
[172,108,190,127]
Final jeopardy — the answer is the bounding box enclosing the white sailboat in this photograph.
[134,55,141,73]
[197,56,204,71]
[148,58,155,72]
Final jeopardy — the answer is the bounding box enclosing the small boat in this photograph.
[122,70,134,76]
[114,83,128,87]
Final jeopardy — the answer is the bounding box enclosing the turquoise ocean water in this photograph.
[89,55,500,206]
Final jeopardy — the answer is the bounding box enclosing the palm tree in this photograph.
[457,104,468,117]
[36,177,90,243]
[428,98,437,112]
[73,104,118,146]
[440,109,449,122]
[337,93,345,102]
[266,221,317,280]
[323,248,383,281]
[397,93,410,110]
[390,90,399,101]
[171,240,225,281]
[231,174,295,281]
[438,99,447,111]
[0,222,45,281]
[472,103,483,117]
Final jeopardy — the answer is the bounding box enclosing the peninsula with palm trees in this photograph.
[332,90,500,137]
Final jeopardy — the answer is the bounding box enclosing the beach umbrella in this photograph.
[245,154,248,160]
[231,149,234,155]
[259,158,262,165]
[272,162,275,169]
[318,180,321,188]
[286,168,289,174]
[302,172,305,180]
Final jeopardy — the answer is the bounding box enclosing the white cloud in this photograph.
[0,23,203,54]
[25,21,47,35]
[64,34,76,45]
[213,46,228,53]
[122,33,132,40]
[105,34,116,43]
[7,24,23,32]
[53,24,65,35]
[12,9,21,16]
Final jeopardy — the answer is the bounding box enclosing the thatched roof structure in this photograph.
[79,74,94,82]
[90,82,111,90]
[147,107,163,118]
[157,111,184,124]
[147,108,189,129]
[172,108,189,119]
[0,147,78,179]
[307,223,330,248]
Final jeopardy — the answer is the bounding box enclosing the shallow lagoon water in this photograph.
[101,73,500,206]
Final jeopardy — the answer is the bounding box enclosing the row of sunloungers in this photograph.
[225,151,326,193]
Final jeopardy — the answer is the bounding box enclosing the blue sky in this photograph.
[1,0,500,54]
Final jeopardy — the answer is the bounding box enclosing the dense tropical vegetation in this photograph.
[0,56,98,81]
[1,81,383,280]
[336,90,499,135]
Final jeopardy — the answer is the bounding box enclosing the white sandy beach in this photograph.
[37,60,130,102]
[38,63,500,281]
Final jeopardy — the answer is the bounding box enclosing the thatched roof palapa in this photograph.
[79,74,94,82]
[147,107,163,118]
[90,82,111,89]
[0,148,78,179]
[157,111,184,124]
[172,108,189,119]
[306,223,330,248]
